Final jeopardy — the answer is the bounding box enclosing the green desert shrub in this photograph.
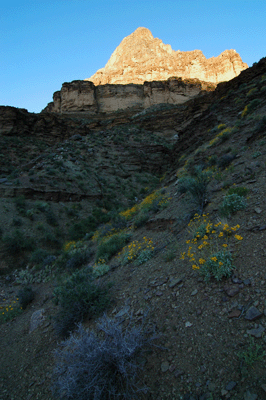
[178,166,211,213]
[133,210,150,228]
[3,230,35,255]
[164,242,179,262]
[65,206,78,217]
[15,264,55,285]
[43,232,61,248]
[247,87,258,97]
[93,216,128,244]
[200,251,234,282]
[227,186,248,197]
[249,98,261,110]
[252,151,262,159]
[45,208,58,226]
[134,249,154,266]
[217,153,236,169]
[164,248,176,262]
[65,247,93,270]
[181,214,243,281]
[34,201,50,212]
[53,267,110,337]
[110,213,128,230]
[238,338,266,367]
[219,194,247,217]
[68,212,109,241]
[219,128,234,142]
[42,255,56,268]
[12,217,23,226]
[254,115,266,134]
[68,220,92,240]
[207,155,218,167]
[26,209,35,220]
[96,231,131,262]
[30,248,51,266]
[192,222,208,239]
[14,195,26,215]
[55,241,93,271]
[18,286,34,309]
[92,262,110,278]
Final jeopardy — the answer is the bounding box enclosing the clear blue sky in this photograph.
[1,0,265,113]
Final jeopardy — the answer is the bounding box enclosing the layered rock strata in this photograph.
[87,27,248,85]
[44,78,215,114]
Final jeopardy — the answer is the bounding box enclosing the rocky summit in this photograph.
[87,27,248,85]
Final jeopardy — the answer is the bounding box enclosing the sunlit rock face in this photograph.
[86,27,248,85]
[44,27,247,114]
[44,78,215,114]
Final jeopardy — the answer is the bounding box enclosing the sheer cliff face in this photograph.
[86,27,248,85]
[45,78,214,114]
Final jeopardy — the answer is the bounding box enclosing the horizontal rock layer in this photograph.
[44,78,215,114]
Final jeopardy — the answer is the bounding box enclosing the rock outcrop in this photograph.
[44,27,247,114]
[87,27,248,85]
[44,78,215,114]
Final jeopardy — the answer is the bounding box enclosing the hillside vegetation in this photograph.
[0,57,266,400]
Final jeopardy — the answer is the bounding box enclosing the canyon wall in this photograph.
[44,27,247,114]
[44,78,215,114]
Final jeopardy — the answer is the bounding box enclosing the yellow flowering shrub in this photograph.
[208,127,234,146]
[91,229,101,242]
[92,225,125,243]
[181,214,243,281]
[119,205,139,220]
[96,230,132,262]
[241,105,249,118]
[119,189,171,221]
[0,298,23,323]
[241,99,260,118]
[118,237,155,266]
[63,241,76,252]
[92,258,110,278]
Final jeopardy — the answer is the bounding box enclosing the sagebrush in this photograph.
[52,315,157,399]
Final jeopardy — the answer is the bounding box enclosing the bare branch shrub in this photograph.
[52,315,158,399]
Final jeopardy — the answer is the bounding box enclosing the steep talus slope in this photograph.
[0,57,266,400]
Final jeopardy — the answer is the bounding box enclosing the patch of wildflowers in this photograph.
[0,298,23,323]
[181,213,243,282]
[119,189,171,221]
[64,241,76,252]
[118,237,155,266]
